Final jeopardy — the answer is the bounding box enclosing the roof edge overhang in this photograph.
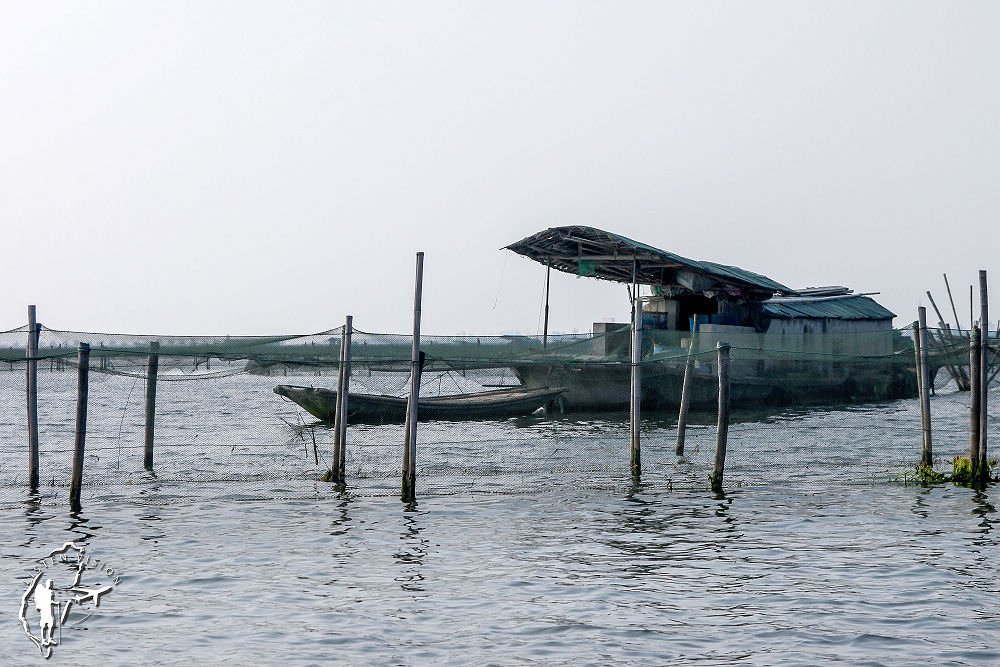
[505,225,796,297]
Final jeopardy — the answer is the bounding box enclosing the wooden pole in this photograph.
[543,258,551,349]
[629,295,642,478]
[926,290,968,389]
[970,326,981,476]
[336,315,352,483]
[926,326,965,391]
[331,322,347,479]
[27,305,39,489]
[970,285,974,332]
[944,274,964,335]
[918,307,933,467]
[143,341,159,471]
[978,270,988,482]
[70,343,90,512]
[675,337,696,456]
[912,321,923,405]
[710,343,730,493]
[402,252,423,503]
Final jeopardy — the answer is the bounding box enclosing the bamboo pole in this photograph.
[978,270,988,482]
[918,307,933,467]
[143,341,159,471]
[402,252,424,503]
[675,337,696,456]
[710,343,730,493]
[331,322,347,479]
[970,326,981,476]
[70,343,90,512]
[336,315,352,483]
[944,273,963,335]
[912,321,923,405]
[926,290,968,390]
[27,305,39,489]
[629,296,642,478]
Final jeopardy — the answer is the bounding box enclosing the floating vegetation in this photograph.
[901,458,998,486]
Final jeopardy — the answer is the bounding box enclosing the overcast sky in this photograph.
[2,2,997,336]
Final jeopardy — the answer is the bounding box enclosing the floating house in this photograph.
[505,226,909,409]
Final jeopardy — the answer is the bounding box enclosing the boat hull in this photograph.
[274,385,566,424]
[511,360,915,411]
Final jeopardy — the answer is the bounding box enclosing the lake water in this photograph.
[1,366,998,664]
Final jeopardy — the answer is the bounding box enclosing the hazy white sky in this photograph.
[2,2,997,336]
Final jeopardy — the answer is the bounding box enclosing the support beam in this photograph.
[543,258,551,349]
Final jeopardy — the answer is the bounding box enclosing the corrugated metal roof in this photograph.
[505,226,795,295]
[763,294,895,320]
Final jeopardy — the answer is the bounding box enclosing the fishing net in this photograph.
[0,322,996,508]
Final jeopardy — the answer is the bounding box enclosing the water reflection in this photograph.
[21,491,51,549]
[971,489,996,544]
[328,496,353,536]
[66,511,102,545]
[393,510,427,593]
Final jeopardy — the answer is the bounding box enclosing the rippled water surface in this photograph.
[1,371,998,664]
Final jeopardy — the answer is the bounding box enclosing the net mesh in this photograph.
[0,323,996,507]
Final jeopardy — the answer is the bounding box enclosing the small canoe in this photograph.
[274,384,566,424]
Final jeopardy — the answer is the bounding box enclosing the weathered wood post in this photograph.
[629,296,642,478]
[675,337,696,456]
[336,315,353,483]
[144,341,159,471]
[978,270,989,482]
[402,252,424,503]
[970,326,981,477]
[70,343,90,512]
[710,342,731,493]
[27,305,40,489]
[331,322,348,479]
[918,307,933,466]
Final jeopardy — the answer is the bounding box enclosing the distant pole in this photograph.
[629,296,642,478]
[675,338,696,456]
[710,343,731,493]
[27,305,39,489]
[70,343,90,512]
[542,258,551,349]
[918,307,933,467]
[970,326,981,476]
[332,322,347,478]
[970,285,974,331]
[926,290,968,390]
[402,252,424,503]
[944,274,963,335]
[978,270,988,482]
[143,341,159,471]
[336,315,353,483]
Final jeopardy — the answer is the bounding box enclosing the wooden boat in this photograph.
[274,384,567,424]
